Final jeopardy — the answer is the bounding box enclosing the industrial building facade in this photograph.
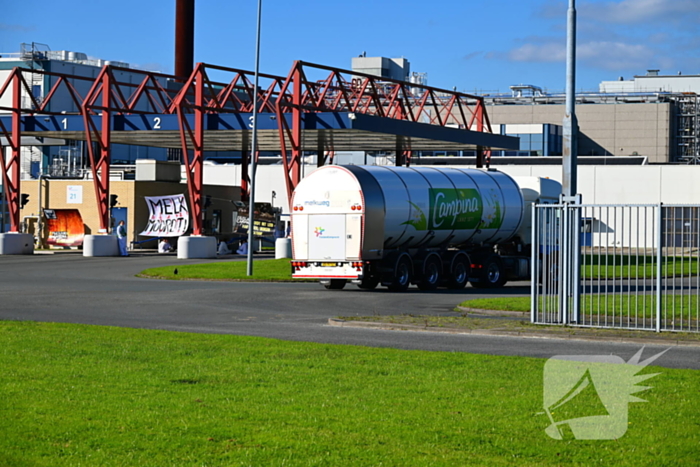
[2,49,700,247]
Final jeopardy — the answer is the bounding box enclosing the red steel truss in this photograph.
[79,65,183,232]
[0,66,180,234]
[0,67,99,232]
[169,62,289,234]
[0,60,498,238]
[274,61,494,200]
[0,71,22,233]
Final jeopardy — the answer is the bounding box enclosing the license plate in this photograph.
[321,262,337,267]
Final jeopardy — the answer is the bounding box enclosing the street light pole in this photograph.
[563,0,578,198]
[247,0,262,276]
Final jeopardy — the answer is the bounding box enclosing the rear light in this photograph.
[471,264,482,269]
[291,261,309,268]
[293,206,298,211]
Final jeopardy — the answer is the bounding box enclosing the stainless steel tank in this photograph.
[291,165,525,258]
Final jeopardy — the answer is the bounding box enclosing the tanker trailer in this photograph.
[290,165,560,291]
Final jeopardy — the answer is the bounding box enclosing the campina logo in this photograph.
[428,188,482,230]
[542,347,669,440]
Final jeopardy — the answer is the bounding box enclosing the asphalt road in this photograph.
[0,252,698,370]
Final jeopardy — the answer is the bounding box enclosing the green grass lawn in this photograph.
[1,321,698,466]
[139,258,304,282]
[460,295,699,322]
[581,254,698,279]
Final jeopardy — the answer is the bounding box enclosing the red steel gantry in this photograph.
[0,60,500,240]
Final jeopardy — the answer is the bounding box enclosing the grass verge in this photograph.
[581,254,698,279]
[1,320,699,466]
[137,258,313,282]
[459,296,699,322]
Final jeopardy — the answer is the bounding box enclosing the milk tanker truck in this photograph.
[290,165,560,291]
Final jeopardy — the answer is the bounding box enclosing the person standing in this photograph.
[116,220,129,257]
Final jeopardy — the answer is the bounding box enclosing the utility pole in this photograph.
[560,0,581,325]
[563,0,578,197]
[247,0,262,276]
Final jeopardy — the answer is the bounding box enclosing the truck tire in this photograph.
[387,255,412,292]
[446,254,469,290]
[417,255,441,291]
[357,276,380,290]
[471,254,507,288]
[323,279,347,290]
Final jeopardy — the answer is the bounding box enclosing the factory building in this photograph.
[2,47,700,244]
[350,56,698,165]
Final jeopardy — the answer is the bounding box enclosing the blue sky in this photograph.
[2,0,699,95]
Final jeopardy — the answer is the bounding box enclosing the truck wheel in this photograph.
[323,279,347,290]
[446,255,469,290]
[417,255,441,291]
[471,255,507,288]
[357,276,379,290]
[387,256,412,292]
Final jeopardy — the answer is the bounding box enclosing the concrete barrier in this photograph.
[0,233,35,255]
[177,236,217,259]
[83,235,119,257]
[275,237,291,259]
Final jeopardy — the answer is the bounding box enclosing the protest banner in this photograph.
[139,194,189,237]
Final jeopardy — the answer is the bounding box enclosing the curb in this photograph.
[457,306,529,317]
[327,318,700,347]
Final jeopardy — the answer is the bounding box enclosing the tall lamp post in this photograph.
[563,0,578,198]
[247,0,262,276]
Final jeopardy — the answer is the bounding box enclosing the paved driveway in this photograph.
[0,253,697,369]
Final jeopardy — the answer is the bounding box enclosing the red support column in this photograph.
[290,65,303,191]
[178,65,205,236]
[82,68,113,232]
[240,150,250,202]
[0,72,22,232]
[277,63,304,202]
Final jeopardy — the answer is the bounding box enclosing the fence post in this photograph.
[572,197,582,324]
[656,203,662,332]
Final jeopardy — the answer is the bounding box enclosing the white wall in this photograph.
[200,163,700,213]
[480,165,700,205]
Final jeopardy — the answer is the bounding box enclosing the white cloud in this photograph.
[577,41,656,70]
[581,0,700,25]
[508,42,565,63]
[462,51,483,61]
[0,23,35,33]
[503,39,662,73]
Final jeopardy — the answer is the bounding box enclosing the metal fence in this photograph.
[531,203,700,333]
